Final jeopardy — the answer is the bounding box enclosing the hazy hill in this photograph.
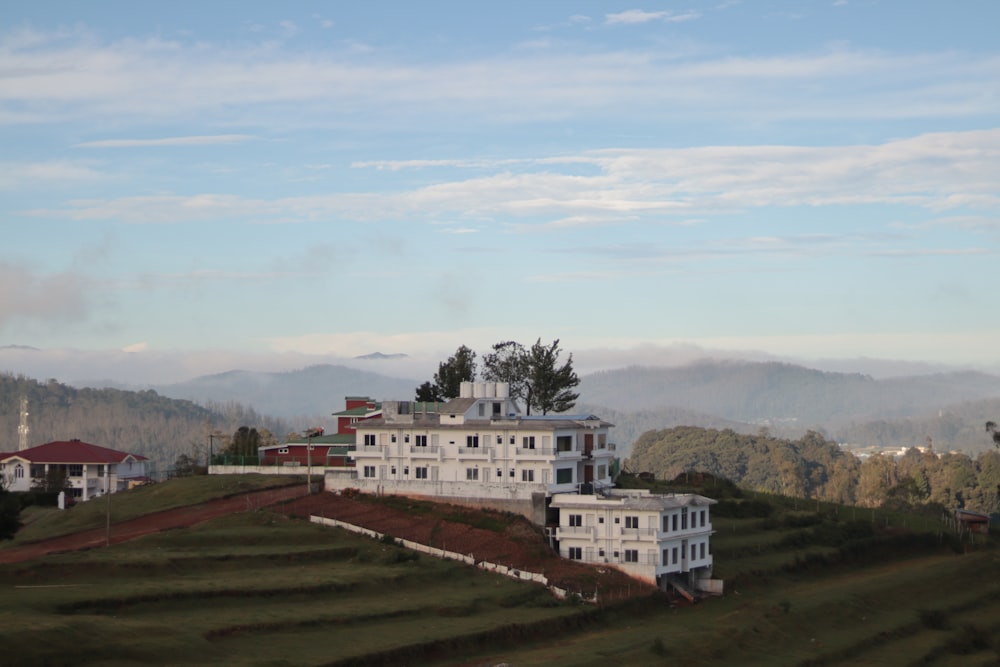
[155,364,418,422]
[0,374,291,475]
[578,361,1000,428]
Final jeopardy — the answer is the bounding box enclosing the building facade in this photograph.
[550,489,717,593]
[328,381,617,523]
[0,439,148,501]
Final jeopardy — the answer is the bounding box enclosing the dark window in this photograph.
[364,434,377,446]
[522,436,535,449]
[568,514,583,527]
[556,468,573,484]
[568,547,582,560]
[624,549,639,563]
[466,435,479,448]
[69,464,83,477]
[624,516,639,529]
[415,435,427,447]
[363,465,376,478]
[466,468,479,481]
[415,467,428,479]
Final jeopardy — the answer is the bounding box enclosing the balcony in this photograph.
[409,445,440,456]
[516,446,555,458]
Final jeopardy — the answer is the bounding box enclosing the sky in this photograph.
[2,1,1000,385]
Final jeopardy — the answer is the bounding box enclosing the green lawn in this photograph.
[10,474,303,543]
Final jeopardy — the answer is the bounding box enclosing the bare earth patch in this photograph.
[280,492,656,602]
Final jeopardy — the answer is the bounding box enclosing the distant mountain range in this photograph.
[142,359,1000,456]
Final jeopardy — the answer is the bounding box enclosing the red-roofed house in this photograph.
[0,439,148,501]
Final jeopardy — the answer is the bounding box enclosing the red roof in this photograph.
[0,440,147,465]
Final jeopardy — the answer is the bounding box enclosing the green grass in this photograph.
[2,476,997,667]
[0,510,578,667]
[10,474,303,543]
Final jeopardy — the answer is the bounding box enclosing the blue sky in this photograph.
[2,1,999,384]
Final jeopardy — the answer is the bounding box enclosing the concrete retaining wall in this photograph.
[309,514,594,602]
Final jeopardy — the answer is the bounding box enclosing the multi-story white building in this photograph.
[328,381,617,523]
[550,489,719,595]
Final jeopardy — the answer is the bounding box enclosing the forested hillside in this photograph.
[627,426,1000,513]
[0,374,292,476]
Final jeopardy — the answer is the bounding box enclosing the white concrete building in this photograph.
[0,439,148,501]
[328,381,617,524]
[550,489,719,595]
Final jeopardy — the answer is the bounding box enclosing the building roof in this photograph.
[550,490,715,512]
[0,440,147,465]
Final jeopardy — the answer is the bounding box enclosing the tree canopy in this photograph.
[419,338,580,415]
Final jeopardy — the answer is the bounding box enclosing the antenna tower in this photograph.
[18,396,30,451]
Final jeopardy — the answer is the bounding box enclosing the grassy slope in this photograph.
[10,474,303,543]
[2,474,998,666]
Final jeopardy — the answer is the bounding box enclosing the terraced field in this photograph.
[1,475,997,666]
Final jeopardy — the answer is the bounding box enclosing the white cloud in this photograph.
[24,129,1000,226]
[605,9,700,25]
[0,160,106,188]
[1,28,997,129]
[74,134,254,148]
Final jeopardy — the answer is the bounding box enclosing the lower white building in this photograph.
[550,489,720,595]
[0,439,148,501]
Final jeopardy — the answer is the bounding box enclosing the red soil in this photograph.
[0,485,309,565]
[280,491,657,601]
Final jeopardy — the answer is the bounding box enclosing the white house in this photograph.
[550,489,720,595]
[329,381,617,524]
[1,439,148,501]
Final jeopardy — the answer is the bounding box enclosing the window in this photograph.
[700,542,706,560]
[555,468,573,484]
[14,464,24,479]
[691,544,696,560]
[97,465,105,476]
[624,516,639,529]
[403,466,409,476]
[404,434,410,443]
[509,435,515,445]
[390,466,396,475]
[391,434,397,443]
[624,549,639,563]
[597,464,607,479]
[493,402,502,416]
[69,464,83,477]
[496,435,503,444]
[681,507,688,530]
[522,436,535,449]
[278,447,289,454]
[568,547,582,560]
[672,547,678,564]
[556,435,573,452]
[363,465,376,478]
[364,434,377,446]
[478,403,486,417]
[663,516,670,532]
[466,435,479,448]
[415,435,427,447]
[598,516,604,524]
[415,467,428,479]
[466,468,479,481]
[700,510,706,527]
[672,514,678,532]
[510,468,515,478]
[497,467,502,478]
[568,514,583,527]
[521,469,534,482]
[663,549,670,565]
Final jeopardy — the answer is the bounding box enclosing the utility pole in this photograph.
[105,463,112,546]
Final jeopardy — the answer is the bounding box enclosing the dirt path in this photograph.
[0,485,309,565]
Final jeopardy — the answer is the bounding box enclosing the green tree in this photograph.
[32,466,71,494]
[416,345,477,401]
[481,340,530,405]
[226,426,261,458]
[525,338,579,415]
[986,421,1000,448]
[0,479,22,540]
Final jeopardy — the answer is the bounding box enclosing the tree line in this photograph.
[414,339,580,415]
[627,425,1000,514]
